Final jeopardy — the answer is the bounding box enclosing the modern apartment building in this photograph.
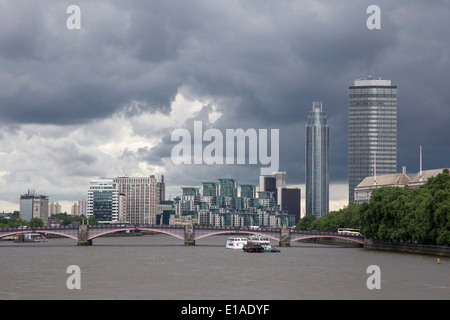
[305,101,329,218]
[49,202,62,216]
[173,175,297,227]
[348,77,397,202]
[202,182,218,197]
[218,178,238,198]
[78,199,87,216]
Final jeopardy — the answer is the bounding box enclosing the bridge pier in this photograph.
[184,224,195,246]
[78,225,92,246]
[279,227,290,247]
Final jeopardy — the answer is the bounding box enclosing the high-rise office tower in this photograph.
[113,175,159,224]
[258,176,276,194]
[305,101,329,218]
[281,187,301,224]
[273,172,286,206]
[156,175,165,203]
[20,190,49,225]
[348,77,397,202]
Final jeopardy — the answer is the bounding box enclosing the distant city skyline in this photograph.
[171,172,299,227]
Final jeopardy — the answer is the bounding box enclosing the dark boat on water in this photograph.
[242,243,265,253]
[242,235,281,253]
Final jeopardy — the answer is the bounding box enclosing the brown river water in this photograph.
[1,234,449,300]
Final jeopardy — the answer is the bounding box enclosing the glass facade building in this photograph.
[348,77,397,202]
[281,187,301,224]
[87,179,119,223]
[305,101,329,218]
[258,176,276,194]
[202,182,218,197]
[177,176,296,227]
[218,178,238,197]
[240,184,256,199]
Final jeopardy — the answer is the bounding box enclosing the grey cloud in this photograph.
[0,0,450,210]
[0,2,43,61]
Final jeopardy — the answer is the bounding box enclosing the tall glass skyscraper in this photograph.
[305,101,329,218]
[348,77,397,202]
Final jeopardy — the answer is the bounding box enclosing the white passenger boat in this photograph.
[244,235,280,252]
[247,235,270,246]
[226,237,247,249]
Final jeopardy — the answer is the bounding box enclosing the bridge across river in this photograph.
[0,224,365,246]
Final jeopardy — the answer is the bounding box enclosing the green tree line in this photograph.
[296,169,450,246]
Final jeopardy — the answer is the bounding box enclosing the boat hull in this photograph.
[243,244,265,253]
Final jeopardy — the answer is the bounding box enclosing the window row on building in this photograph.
[87,175,165,224]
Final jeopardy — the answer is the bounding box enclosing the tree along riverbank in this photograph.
[296,169,450,248]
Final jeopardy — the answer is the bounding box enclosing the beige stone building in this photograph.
[354,168,448,203]
[169,214,199,226]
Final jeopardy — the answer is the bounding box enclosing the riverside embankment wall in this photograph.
[364,238,450,257]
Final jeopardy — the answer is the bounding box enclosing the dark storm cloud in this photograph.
[1,83,125,124]
[0,0,189,125]
[0,0,399,127]
[0,0,450,207]
[168,1,448,186]
[0,2,43,61]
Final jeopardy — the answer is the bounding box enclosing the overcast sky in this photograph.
[1,0,449,213]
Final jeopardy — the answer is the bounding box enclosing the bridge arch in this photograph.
[134,227,185,241]
[290,234,365,245]
[87,227,136,240]
[0,230,78,241]
[86,227,185,241]
[193,230,280,242]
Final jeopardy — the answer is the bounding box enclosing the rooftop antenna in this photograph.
[419,145,423,182]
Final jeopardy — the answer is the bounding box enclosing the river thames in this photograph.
[1,234,449,300]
